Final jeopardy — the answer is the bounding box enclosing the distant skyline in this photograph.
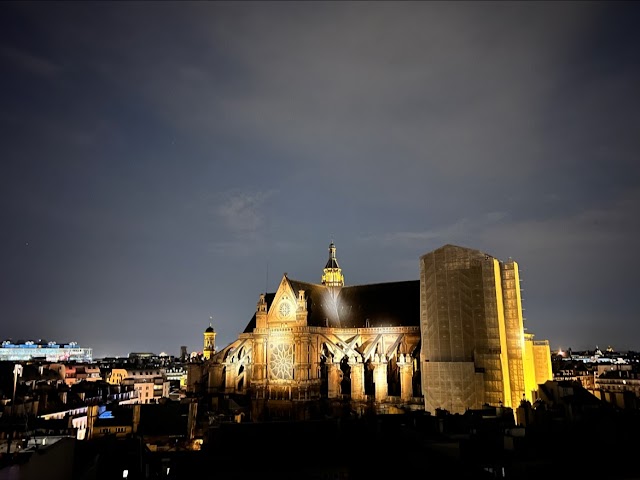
[2,2,639,358]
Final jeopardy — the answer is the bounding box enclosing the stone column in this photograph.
[372,354,388,402]
[208,363,224,392]
[397,354,413,401]
[327,360,342,399]
[224,363,236,393]
[295,335,312,381]
[186,364,203,394]
[253,337,267,381]
[349,356,365,401]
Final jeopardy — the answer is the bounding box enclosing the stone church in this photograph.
[188,242,552,420]
[190,242,423,420]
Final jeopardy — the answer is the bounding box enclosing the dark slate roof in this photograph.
[325,257,340,269]
[242,279,420,332]
[243,293,275,333]
[289,279,341,328]
[337,280,420,328]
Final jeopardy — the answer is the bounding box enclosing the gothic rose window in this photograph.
[279,301,291,318]
[270,343,294,380]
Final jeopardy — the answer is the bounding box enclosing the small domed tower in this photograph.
[321,241,344,287]
[203,320,216,360]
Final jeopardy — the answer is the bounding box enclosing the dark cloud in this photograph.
[1,1,639,356]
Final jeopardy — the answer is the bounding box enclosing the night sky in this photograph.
[2,2,639,358]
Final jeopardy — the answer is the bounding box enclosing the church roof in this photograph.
[289,279,341,327]
[243,293,274,333]
[336,280,420,328]
[324,241,341,270]
[242,279,420,332]
[325,257,340,269]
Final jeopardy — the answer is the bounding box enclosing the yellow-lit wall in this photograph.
[493,258,513,408]
[523,334,538,401]
[501,261,528,407]
[203,331,216,360]
[322,267,344,287]
[533,340,553,385]
[107,368,127,385]
[420,245,550,415]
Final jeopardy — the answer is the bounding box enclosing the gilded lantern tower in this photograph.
[321,242,344,287]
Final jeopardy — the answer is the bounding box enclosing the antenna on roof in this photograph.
[265,261,269,295]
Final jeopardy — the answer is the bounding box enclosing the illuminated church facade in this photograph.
[190,243,551,420]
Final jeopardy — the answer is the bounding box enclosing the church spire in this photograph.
[322,241,344,287]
